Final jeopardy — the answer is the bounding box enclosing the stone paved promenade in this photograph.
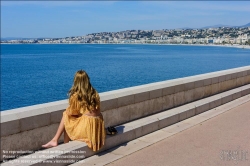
[107,101,250,166]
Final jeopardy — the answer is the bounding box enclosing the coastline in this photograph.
[162,43,250,49]
[1,43,250,49]
[129,43,250,49]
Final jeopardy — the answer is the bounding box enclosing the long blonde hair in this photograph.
[68,70,100,111]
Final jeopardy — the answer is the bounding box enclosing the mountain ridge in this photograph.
[199,22,250,29]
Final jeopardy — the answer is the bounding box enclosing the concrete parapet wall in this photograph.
[3,86,250,165]
[1,66,250,161]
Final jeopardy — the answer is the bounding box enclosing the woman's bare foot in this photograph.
[42,139,58,148]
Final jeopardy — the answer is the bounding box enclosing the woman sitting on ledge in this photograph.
[42,70,106,152]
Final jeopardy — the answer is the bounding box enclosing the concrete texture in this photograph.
[69,94,250,166]
[0,123,64,162]
[106,100,250,166]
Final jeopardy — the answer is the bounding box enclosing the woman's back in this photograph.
[64,90,105,152]
[66,92,102,117]
[42,70,106,151]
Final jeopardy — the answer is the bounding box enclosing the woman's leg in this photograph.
[42,116,66,148]
[64,128,71,143]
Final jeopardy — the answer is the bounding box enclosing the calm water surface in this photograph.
[1,44,250,111]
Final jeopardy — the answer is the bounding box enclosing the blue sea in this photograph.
[1,44,250,111]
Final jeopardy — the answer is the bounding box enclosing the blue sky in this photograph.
[1,1,250,38]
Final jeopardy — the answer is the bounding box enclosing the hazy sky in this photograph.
[1,1,250,38]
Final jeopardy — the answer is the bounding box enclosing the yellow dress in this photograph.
[63,93,106,152]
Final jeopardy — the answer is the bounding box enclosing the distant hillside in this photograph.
[1,37,21,41]
[200,22,250,29]
[1,37,36,41]
[2,22,250,40]
[239,22,250,27]
[201,24,230,29]
[1,37,50,41]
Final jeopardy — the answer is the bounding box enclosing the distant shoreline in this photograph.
[1,43,250,49]
[164,44,250,49]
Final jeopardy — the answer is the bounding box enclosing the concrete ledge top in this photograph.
[1,66,250,123]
